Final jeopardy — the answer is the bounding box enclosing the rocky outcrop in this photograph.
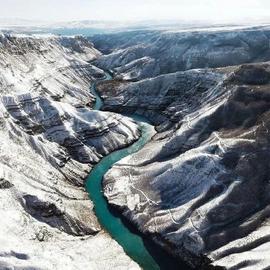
[91,28,270,80]
[1,93,139,168]
[0,34,140,270]
[113,56,160,81]
[97,68,226,129]
[102,63,270,269]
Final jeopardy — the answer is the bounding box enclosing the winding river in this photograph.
[86,73,185,270]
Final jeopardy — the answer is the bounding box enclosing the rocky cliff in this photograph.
[94,27,270,269]
[91,27,270,80]
[0,34,140,270]
[103,63,270,269]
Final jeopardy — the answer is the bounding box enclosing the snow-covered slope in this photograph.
[0,34,105,106]
[98,61,270,269]
[91,28,270,80]
[0,34,140,270]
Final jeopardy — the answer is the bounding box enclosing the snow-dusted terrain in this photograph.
[3,25,270,270]
[94,28,270,269]
[0,34,140,270]
[92,27,270,80]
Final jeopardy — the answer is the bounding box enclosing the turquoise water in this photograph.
[86,117,160,270]
[86,73,188,270]
[91,84,103,110]
[90,74,111,110]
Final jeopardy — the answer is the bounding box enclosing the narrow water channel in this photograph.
[86,72,189,270]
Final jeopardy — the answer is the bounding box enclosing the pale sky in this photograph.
[0,0,270,23]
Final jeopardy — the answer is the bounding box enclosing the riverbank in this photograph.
[86,73,190,270]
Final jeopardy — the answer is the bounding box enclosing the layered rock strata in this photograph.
[101,63,270,269]
[91,27,270,80]
[0,34,140,270]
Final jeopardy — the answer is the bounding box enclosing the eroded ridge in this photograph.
[0,34,140,270]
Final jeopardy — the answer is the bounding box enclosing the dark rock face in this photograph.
[230,64,270,85]
[22,194,98,236]
[100,59,270,269]
[0,178,14,189]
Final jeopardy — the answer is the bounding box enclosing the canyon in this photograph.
[1,25,270,270]
[0,34,140,270]
[93,27,270,269]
